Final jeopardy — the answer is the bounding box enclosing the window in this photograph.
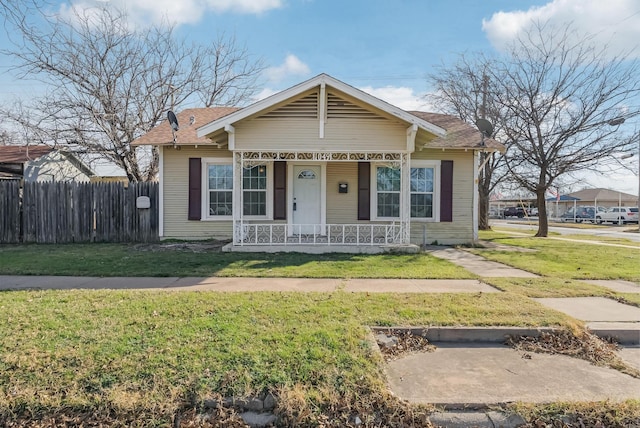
[372,160,440,221]
[207,163,233,217]
[410,167,434,218]
[376,166,400,218]
[243,165,267,216]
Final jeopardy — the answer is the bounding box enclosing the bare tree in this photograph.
[488,22,640,236]
[428,55,510,230]
[1,4,264,181]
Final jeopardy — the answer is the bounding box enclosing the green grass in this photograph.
[0,289,572,423]
[476,230,640,281]
[0,243,474,279]
[1,237,639,424]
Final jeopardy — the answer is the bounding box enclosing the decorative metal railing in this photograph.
[233,222,404,246]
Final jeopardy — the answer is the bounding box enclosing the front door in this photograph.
[292,165,321,234]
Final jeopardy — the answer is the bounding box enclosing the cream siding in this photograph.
[409,149,474,245]
[162,145,233,239]
[234,118,407,152]
[326,162,359,223]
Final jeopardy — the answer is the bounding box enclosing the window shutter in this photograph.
[273,161,287,220]
[188,158,202,220]
[358,162,370,220]
[440,160,453,222]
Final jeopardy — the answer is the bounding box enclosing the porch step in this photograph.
[222,243,420,254]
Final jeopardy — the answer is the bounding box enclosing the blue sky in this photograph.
[1,0,639,195]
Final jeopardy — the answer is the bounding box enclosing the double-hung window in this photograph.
[243,165,268,217]
[372,160,440,221]
[206,161,233,218]
[410,160,439,221]
[375,166,401,218]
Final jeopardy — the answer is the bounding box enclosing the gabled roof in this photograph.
[567,188,638,202]
[196,73,447,139]
[132,107,239,146]
[408,112,504,152]
[0,145,55,163]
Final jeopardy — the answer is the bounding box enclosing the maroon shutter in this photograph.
[188,158,201,220]
[440,160,453,222]
[358,162,370,220]
[273,161,287,220]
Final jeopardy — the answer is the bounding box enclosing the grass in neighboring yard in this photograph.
[0,243,474,279]
[510,400,640,428]
[476,230,640,281]
[0,289,572,424]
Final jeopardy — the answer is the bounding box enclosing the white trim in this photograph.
[409,160,441,223]
[370,163,401,221]
[319,82,326,139]
[241,163,273,220]
[287,162,327,235]
[201,157,234,221]
[196,73,446,138]
[158,146,164,237]
[370,160,442,223]
[224,124,235,150]
[406,124,418,152]
[473,151,479,241]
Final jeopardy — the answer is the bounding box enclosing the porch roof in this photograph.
[196,73,447,139]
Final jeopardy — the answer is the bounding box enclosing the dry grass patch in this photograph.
[511,400,640,428]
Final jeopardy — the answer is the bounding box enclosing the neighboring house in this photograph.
[546,188,639,218]
[132,74,503,251]
[0,145,94,182]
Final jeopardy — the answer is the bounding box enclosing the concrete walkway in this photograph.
[0,275,500,293]
[430,248,538,277]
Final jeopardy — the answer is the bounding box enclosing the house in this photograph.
[0,145,94,182]
[132,74,503,252]
[546,188,639,218]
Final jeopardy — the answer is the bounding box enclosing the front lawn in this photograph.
[476,230,640,281]
[0,243,474,279]
[0,289,572,425]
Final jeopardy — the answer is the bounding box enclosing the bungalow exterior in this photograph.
[132,74,503,252]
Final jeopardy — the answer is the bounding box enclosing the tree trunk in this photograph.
[535,189,548,237]
[478,189,491,230]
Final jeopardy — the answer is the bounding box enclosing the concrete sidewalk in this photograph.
[430,248,538,277]
[0,275,499,293]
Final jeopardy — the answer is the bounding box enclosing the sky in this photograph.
[1,0,639,196]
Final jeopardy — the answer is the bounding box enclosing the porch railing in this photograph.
[233,222,403,246]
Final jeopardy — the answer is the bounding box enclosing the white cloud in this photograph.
[358,86,431,111]
[253,87,280,102]
[264,54,311,83]
[482,0,640,57]
[63,0,283,27]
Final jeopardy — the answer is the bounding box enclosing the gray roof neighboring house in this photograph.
[0,145,94,182]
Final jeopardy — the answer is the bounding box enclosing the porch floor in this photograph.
[222,243,420,254]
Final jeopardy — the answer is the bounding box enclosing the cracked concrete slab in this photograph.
[535,297,640,322]
[386,343,640,405]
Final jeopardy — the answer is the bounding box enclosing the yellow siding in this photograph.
[410,149,474,245]
[234,118,407,152]
[326,163,358,223]
[162,146,233,239]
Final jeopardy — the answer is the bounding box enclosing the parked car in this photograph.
[529,207,539,216]
[595,207,639,224]
[559,206,604,223]
[503,206,526,218]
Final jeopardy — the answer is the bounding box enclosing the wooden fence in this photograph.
[0,181,159,244]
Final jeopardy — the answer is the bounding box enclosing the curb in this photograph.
[372,326,558,343]
[372,325,640,345]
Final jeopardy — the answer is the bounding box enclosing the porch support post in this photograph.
[400,152,411,244]
[232,151,243,244]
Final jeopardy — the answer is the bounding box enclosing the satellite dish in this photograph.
[476,118,493,138]
[167,110,179,132]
